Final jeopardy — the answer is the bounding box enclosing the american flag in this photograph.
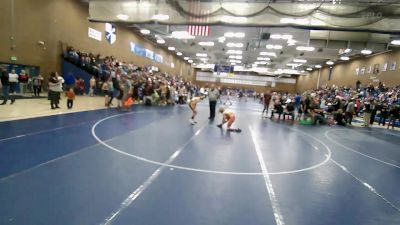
[187,0,210,36]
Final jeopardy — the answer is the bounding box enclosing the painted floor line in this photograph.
[330,158,400,212]
[100,125,206,225]
[0,120,98,142]
[325,129,400,169]
[249,125,285,225]
[0,110,164,182]
[312,146,400,212]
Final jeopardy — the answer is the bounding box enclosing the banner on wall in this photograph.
[88,27,102,41]
[130,42,146,57]
[105,23,116,44]
[145,49,154,60]
[154,54,163,63]
[130,42,164,64]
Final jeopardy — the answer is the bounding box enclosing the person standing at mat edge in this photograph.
[208,84,220,119]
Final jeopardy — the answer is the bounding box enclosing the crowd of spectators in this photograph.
[63,46,204,108]
[263,82,399,129]
[62,46,399,128]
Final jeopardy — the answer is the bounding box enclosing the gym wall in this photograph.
[296,49,400,93]
[0,0,193,79]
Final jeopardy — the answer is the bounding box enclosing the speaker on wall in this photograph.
[261,33,270,40]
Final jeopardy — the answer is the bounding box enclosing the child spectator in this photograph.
[67,88,75,109]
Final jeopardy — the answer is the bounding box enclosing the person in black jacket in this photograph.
[0,66,11,105]
[387,105,399,129]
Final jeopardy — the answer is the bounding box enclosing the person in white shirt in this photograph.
[8,69,18,104]
[89,76,96,96]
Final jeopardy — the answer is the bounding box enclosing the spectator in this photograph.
[89,76,96,96]
[345,98,355,125]
[32,74,44,97]
[48,72,61,109]
[64,72,76,92]
[8,69,18,104]
[66,88,75,109]
[0,66,11,105]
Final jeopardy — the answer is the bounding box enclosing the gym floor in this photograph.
[0,100,399,225]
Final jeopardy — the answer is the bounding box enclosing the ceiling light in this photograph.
[306,68,313,71]
[188,60,193,63]
[287,39,297,46]
[361,49,372,55]
[227,50,242,54]
[224,32,245,38]
[390,40,400,45]
[176,52,182,56]
[156,39,165,44]
[171,31,195,39]
[227,42,243,48]
[296,46,315,51]
[168,46,175,51]
[287,63,302,67]
[293,59,307,63]
[326,60,334,65]
[266,44,282,50]
[235,55,242,59]
[184,57,189,60]
[199,41,214,46]
[271,34,292,40]
[235,32,245,38]
[196,53,208,57]
[224,32,234,38]
[257,57,270,61]
[301,70,305,73]
[152,14,169,21]
[340,56,350,61]
[229,55,236,59]
[218,37,226,43]
[315,65,322,68]
[260,52,276,57]
[117,14,129,20]
[270,34,282,39]
[231,62,236,65]
[235,60,242,63]
[344,48,352,54]
[140,29,150,34]
[221,16,247,23]
[282,35,293,40]
[229,59,236,63]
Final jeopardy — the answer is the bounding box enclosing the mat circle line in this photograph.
[325,129,400,169]
[92,112,332,176]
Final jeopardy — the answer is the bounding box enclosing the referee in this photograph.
[208,84,220,120]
